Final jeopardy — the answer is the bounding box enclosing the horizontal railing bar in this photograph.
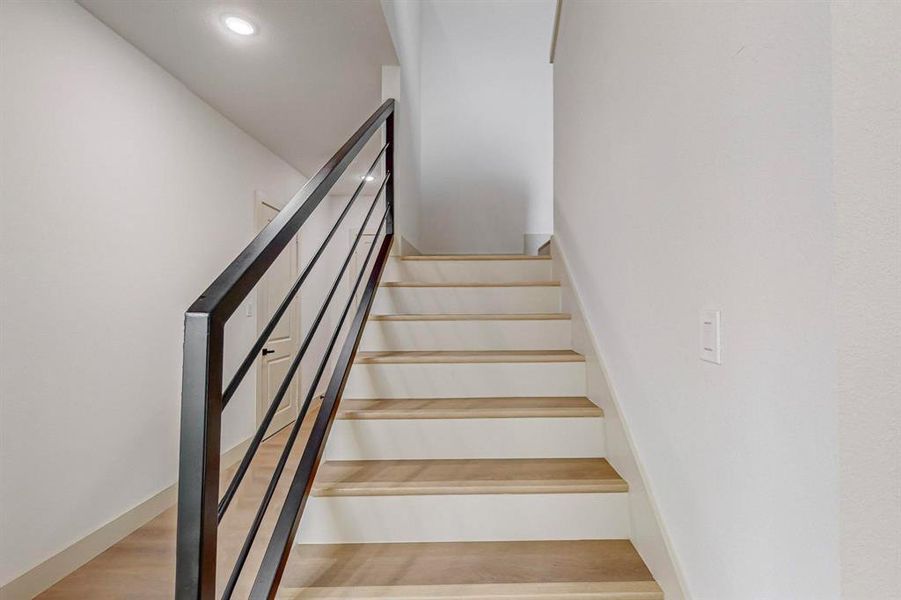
[187,99,395,323]
[221,143,390,408]
[217,175,390,522]
[221,211,390,600]
[249,233,394,600]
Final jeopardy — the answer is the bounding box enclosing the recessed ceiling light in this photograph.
[222,15,256,36]
[361,175,375,182]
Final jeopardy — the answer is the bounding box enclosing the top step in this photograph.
[383,254,553,284]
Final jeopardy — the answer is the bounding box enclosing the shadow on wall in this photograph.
[416,0,554,255]
[421,178,530,254]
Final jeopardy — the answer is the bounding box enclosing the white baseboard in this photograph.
[0,438,252,600]
[550,236,692,600]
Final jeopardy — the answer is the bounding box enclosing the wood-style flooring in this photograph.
[38,404,320,600]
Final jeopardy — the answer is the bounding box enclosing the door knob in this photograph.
[262,348,275,356]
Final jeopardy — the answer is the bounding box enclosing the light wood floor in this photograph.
[38,402,321,600]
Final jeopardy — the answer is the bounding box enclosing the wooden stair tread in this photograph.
[337,397,603,420]
[368,312,570,321]
[380,280,560,288]
[278,540,660,598]
[277,582,663,599]
[311,458,627,496]
[400,254,552,261]
[354,350,584,364]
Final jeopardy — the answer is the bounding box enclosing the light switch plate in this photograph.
[700,309,722,364]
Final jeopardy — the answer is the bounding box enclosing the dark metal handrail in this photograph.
[217,175,390,523]
[220,143,389,408]
[175,99,396,600]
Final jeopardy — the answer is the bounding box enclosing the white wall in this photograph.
[0,0,305,586]
[554,2,838,599]
[380,0,423,253]
[833,3,901,598]
[552,238,689,600]
[418,0,554,254]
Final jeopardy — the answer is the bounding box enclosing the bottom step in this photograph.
[278,540,662,599]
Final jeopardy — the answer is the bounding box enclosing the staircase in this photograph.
[279,253,663,599]
[174,101,661,599]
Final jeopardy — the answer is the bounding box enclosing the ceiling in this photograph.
[79,0,398,192]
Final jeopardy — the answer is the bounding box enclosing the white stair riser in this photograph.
[325,417,606,460]
[344,362,586,399]
[297,493,630,544]
[372,286,560,315]
[382,258,552,283]
[360,319,572,351]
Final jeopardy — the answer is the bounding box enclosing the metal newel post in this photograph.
[175,313,223,600]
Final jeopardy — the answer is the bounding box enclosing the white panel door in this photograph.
[256,198,301,437]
